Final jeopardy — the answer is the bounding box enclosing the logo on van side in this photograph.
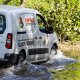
[18,39,34,47]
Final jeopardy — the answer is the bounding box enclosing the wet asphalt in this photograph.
[0,50,77,80]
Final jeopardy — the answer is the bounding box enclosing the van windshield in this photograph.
[0,14,6,34]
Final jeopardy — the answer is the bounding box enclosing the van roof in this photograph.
[0,5,39,14]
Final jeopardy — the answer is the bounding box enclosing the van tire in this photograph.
[50,48,57,55]
[48,48,57,60]
[50,43,58,55]
[15,52,25,65]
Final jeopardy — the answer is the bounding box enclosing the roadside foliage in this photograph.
[1,0,80,41]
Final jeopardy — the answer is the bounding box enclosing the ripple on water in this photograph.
[0,50,77,80]
[0,61,51,80]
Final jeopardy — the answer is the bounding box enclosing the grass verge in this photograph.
[51,42,80,80]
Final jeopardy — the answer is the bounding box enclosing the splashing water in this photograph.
[13,61,51,80]
[0,50,77,80]
[42,50,78,70]
[0,61,51,80]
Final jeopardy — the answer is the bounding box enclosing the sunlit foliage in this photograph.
[0,0,80,41]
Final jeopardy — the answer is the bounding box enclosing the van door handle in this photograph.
[34,36,38,39]
[39,36,42,39]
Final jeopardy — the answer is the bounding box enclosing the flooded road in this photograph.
[0,63,51,80]
[42,50,77,70]
[0,50,77,80]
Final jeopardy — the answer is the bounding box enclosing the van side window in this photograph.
[18,13,36,33]
[25,14,36,33]
[0,14,6,34]
[19,17,24,29]
[17,14,25,32]
[36,14,46,33]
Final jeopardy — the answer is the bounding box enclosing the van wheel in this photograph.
[50,43,58,55]
[50,48,57,55]
[15,52,25,65]
[48,48,57,60]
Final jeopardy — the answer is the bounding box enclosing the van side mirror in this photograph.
[46,26,54,34]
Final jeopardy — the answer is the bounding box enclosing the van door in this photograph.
[16,13,27,55]
[24,13,39,62]
[36,14,50,61]
[0,14,7,58]
[17,13,39,62]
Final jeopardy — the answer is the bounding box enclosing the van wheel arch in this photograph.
[15,49,26,65]
[50,43,58,55]
[51,43,58,50]
[20,49,26,59]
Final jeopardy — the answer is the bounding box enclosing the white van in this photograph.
[0,5,58,65]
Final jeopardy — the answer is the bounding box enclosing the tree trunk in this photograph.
[20,0,27,7]
[2,0,12,5]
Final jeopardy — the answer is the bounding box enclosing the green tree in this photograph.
[0,0,80,41]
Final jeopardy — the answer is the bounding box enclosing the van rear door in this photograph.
[0,14,7,58]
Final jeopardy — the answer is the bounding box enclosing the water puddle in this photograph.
[42,50,77,70]
[0,62,51,80]
[0,50,77,80]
